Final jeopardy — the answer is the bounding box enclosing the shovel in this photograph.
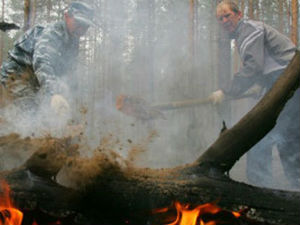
[116,93,255,121]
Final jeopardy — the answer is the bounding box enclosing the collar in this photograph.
[230,19,244,39]
[62,20,73,42]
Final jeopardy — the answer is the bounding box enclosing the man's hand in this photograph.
[209,90,225,104]
[244,84,263,99]
[50,94,70,117]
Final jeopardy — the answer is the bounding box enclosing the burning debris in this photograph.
[0,181,23,225]
[0,177,280,225]
[152,201,241,225]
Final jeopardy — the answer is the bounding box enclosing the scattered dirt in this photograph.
[0,129,181,194]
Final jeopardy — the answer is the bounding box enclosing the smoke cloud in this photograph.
[0,0,298,192]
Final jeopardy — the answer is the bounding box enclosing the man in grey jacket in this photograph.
[210,0,299,188]
[0,2,94,116]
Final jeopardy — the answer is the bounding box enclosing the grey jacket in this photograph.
[1,21,79,95]
[223,19,296,96]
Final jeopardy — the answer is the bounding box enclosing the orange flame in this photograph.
[0,180,23,225]
[154,201,240,225]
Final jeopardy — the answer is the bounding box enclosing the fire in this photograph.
[0,180,23,225]
[153,201,241,225]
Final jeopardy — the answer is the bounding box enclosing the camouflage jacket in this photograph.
[1,21,79,95]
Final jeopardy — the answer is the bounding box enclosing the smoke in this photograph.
[0,0,298,192]
[73,0,222,168]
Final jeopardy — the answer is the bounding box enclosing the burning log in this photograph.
[0,51,299,225]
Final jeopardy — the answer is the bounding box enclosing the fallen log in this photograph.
[0,51,299,225]
[3,166,299,225]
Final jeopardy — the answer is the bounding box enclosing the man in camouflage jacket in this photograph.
[0,1,94,115]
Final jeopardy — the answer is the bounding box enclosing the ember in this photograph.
[0,181,23,225]
[153,201,241,225]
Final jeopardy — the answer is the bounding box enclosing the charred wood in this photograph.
[1,165,299,225]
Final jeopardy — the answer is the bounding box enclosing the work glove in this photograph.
[50,94,70,117]
[209,90,225,104]
[244,83,264,99]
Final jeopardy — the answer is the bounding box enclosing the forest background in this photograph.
[0,0,299,190]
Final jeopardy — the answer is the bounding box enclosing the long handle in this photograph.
[152,98,211,111]
[151,94,256,111]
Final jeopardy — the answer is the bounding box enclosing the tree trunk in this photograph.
[255,0,259,20]
[189,0,195,58]
[284,1,291,33]
[0,0,4,65]
[240,0,245,16]
[24,0,36,31]
[1,52,300,225]
[24,0,30,31]
[291,0,298,45]
[278,0,284,33]
[30,0,37,26]
[248,0,254,19]
[46,0,52,23]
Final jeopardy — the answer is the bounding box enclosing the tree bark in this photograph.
[284,1,291,33]
[30,0,37,26]
[291,0,298,45]
[2,167,299,225]
[24,0,30,31]
[0,0,4,64]
[46,0,52,23]
[248,0,254,19]
[1,52,300,225]
[278,0,284,33]
[23,0,36,31]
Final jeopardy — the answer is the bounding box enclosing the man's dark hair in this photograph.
[218,0,240,14]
